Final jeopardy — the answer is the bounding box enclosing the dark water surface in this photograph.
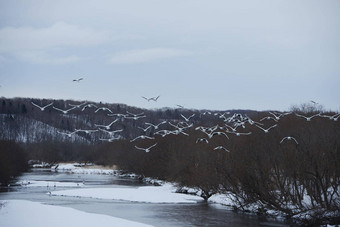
[0,170,290,227]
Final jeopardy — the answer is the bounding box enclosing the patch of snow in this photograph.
[51,163,118,175]
[0,200,152,227]
[51,183,203,204]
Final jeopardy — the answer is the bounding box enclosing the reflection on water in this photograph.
[0,169,290,227]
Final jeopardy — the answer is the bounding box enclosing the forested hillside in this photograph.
[1,97,339,225]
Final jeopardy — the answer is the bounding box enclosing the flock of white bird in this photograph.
[31,95,340,153]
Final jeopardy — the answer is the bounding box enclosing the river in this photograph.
[0,169,290,227]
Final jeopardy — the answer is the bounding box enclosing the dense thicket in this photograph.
[0,140,28,184]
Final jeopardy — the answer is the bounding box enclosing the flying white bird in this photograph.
[99,137,120,142]
[196,138,209,144]
[57,130,79,137]
[95,107,113,113]
[310,100,319,105]
[255,124,277,133]
[142,95,160,102]
[73,78,83,82]
[269,111,292,121]
[295,113,320,121]
[213,146,230,152]
[98,128,123,136]
[130,135,155,142]
[95,119,119,129]
[81,104,98,111]
[260,116,278,122]
[180,114,195,122]
[53,106,76,114]
[76,129,98,134]
[154,130,176,137]
[320,113,340,121]
[138,126,152,132]
[124,115,146,120]
[126,111,145,117]
[31,102,54,111]
[280,136,298,145]
[211,131,230,139]
[176,104,184,109]
[135,143,158,153]
[107,113,127,118]
[69,102,87,109]
[145,121,167,130]
[227,131,252,136]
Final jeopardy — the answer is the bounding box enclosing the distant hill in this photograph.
[0,97,257,144]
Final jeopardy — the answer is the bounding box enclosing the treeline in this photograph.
[0,140,28,185]
[93,107,340,226]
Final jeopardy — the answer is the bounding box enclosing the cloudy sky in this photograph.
[0,0,339,111]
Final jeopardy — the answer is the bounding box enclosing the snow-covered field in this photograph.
[0,200,152,227]
[51,183,203,204]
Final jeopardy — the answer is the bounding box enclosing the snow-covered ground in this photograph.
[51,183,203,204]
[0,200,152,227]
[51,163,119,175]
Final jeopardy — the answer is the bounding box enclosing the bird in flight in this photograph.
[260,116,278,122]
[135,143,157,153]
[95,119,119,130]
[69,102,87,109]
[280,136,298,145]
[98,128,123,136]
[73,78,83,82]
[81,104,98,111]
[53,106,76,114]
[99,137,119,142]
[142,95,160,102]
[76,129,98,134]
[95,107,113,114]
[295,113,320,121]
[196,138,209,144]
[57,130,79,138]
[213,146,230,152]
[130,135,155,142]
[227,131,252,136]
[176,104,184,109]
[255,124,277,133]
[31,102,54,111]
[145,121,167,130]
[180,114,195,122]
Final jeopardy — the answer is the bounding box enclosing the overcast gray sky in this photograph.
[0,0,339,111]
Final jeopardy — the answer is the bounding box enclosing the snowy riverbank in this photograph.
[0,200,153,227]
